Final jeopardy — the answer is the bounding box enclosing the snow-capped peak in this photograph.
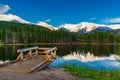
[0,14,30,24]
[36,21,58,30]
[108,24,120,29]
[80,22,101,32]
[59,23,81,32]
[59,22,103,32]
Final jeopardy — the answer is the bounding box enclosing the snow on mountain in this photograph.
[35,22,120,32]
[59,23,81,32]
[108,24,120,29]
[59,22,103,32]
[10,20,21,23]
[59,27,70,31]
[92,27,113,32]
[0,14,30,24]
[80,22,102,32]
[36,21,58,30]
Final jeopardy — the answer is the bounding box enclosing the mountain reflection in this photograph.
[63,52,120,62]
[51,50,120,70]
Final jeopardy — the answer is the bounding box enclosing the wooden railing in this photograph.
[44,47,57,62]
[16,46,57,62]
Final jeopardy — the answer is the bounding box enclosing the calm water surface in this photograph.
[0,44,120,70]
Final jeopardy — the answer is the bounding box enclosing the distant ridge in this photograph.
[1,20,120,34]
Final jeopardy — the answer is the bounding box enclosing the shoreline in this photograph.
[0,42,120,46]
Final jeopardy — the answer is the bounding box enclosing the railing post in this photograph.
[45,53,52,62]
[17,52,23,61]
[50,51,56,59]
[26,50,32,59]
[35,48,38,56]
[54,50,56,58]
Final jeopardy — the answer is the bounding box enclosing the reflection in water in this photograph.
[51,46,120,69]
[51,52,120,70]
[63,52,120,62]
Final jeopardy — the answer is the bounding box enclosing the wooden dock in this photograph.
[0,46,57,73]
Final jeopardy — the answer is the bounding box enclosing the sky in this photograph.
[0,0,120,27]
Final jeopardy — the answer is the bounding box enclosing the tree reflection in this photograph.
[57,44,118,57]
[114,44,120,65]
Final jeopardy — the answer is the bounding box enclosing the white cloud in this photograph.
[90,18,96,20]
[45,19,51,22]
[0,4,10,14]
[103,17,120,23]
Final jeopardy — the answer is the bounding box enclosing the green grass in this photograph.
[61,64,120,80]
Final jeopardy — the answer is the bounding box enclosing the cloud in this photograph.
[90,18,96,20]
[103,17,120,23]
[0,4,10,14]
[45,19,51,22]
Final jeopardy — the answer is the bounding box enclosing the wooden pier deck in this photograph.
[0,46,57,73]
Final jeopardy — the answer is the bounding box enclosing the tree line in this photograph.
[77,31,120,43]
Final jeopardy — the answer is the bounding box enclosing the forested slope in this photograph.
[0,21,120,44]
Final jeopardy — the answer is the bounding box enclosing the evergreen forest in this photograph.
[0,21,120,44]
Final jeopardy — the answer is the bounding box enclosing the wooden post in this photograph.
[54,50,56,58]
[45,53,52,62]
[50,51,56,59]
[35,48,38,56]
[26,50,32,59]
[17,52,23,61]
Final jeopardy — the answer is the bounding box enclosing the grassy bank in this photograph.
[61,64,120,80]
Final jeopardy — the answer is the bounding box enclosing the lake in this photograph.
[0,44,120,70]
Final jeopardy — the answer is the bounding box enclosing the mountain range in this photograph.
[1,19,120,34]
[37,21,120,34]
[59,22,120,33]
[33,21,120,33]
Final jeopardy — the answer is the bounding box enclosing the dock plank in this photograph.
[0,55,46,73]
